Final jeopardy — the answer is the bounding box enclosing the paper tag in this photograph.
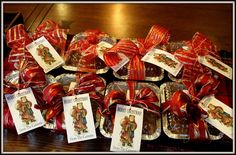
[110,104,143,152]
[96,41,113,61]
[199,96,233,139]
[5,87,45,135]
[26,36,64,73]
[142,49,183,76]
[198,55,232,79]
[62,93,96,143]
[111,53,130,72]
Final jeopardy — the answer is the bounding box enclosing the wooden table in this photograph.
[3,2,233,152]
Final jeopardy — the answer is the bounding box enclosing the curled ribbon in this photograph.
[103,81,160,123]
[174,32,221,81]
[162,74,220,140]
[104,24,170,80]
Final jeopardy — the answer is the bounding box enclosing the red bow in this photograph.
[174,32,221,81]
[103,81,160,121]
[162,74,219,140]
[104,25,170,80]
[41,73,106,130]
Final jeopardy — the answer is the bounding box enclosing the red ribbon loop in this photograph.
[144,25,170,49]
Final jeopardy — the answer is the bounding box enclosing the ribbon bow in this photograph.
[174,32,221,81]
[104,25,170,80]
[103,81,160,121]
[162,73,220,140]
[40,73,106,131]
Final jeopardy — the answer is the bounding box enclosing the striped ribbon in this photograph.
[40,73,106,130]
[174,32,221,81]
[32,20,67,56]
[103,81,160,119]
[104,25,170,80]
[162,74,219,140]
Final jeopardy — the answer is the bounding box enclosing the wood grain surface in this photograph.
[3,2,233,152]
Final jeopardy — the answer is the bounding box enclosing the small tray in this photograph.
[43,73,106,129]
[99,81,162,140]
[160,82,224,140]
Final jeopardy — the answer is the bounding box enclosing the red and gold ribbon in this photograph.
[104,24,170,80]
[103,81,160,123]
[174,32,221,81]
[162,74,219,140]
[41,73,106,130]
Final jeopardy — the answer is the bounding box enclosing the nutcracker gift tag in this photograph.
[5,87,45,135]
[199,96,233,139]
[26,36,64,73]
[142,49,183,77]
[110,104,144,152]
[198,55,232,79]
[96,41,113,61]
[62,93,96,143]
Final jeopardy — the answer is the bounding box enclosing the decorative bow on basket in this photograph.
[173,32,221,81]
[64,29,115,72]
[3,20,67,129]
[102,81,160,131]
[38,73,106,131]
[103,25,170,80]
[162,73,220,140]
[6,20,68,70]
[3,60,46,129]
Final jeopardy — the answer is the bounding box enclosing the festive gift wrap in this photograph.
[63,29,116,73]
[167,32,226,82]
[3,64,54,129]
[5,20,67,72]
[100,81,161,140]
[103,25,168,81]
[160,74,225,140]
[41,73,106,130]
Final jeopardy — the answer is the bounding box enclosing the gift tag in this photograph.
[26,36,64,73]
[111,53,130,72]
[198,55,232,79]
[142,49,183,76]
[62,93,96,143]
[199,96,233,139]
[96,41,113,61]
[110,104,144,152]
[4,87,45,134]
